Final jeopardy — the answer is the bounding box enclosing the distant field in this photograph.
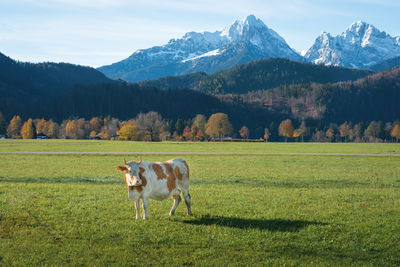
[1,141,400,265]
[1,139,400,154]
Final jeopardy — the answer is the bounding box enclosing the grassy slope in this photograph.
[0,143,400,265]
[1,139,400,154]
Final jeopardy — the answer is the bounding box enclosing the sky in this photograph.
[1,0,399,67]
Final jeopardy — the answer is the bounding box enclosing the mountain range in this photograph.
[98,15,400,82]
[97,15,302,82]
[304,21,400,69]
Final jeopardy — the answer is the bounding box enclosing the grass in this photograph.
[0,140,400,266]
[1,139,400,154]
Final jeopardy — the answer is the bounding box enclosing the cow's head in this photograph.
[116,159,143,187]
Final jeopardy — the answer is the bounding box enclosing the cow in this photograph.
[116,158,192,219]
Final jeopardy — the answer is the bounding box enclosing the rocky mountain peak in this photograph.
[304,21,400,68]
[98,15,301,81]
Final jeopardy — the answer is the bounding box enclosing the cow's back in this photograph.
[141,159,189,200]
[158,158,189,190]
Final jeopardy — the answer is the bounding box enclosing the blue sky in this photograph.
[1,0,399,67]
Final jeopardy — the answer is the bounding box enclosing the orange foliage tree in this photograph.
[7,115,22,138]
[278,119,294,142]
[21,118,36,139]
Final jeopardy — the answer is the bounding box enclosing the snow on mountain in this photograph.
[304,21,400,69]
[98,15,301,82]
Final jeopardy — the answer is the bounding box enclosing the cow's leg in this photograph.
[182,191,192,216]
[142,197,149,220]
[134,199,141,219]
[169,195,181,216]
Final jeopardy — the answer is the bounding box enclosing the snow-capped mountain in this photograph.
[98,15,302,82]
[304,21,400,69]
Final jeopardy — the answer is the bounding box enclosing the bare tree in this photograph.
[136,111,165,141]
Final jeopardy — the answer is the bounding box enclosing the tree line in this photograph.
[1,111,399,142]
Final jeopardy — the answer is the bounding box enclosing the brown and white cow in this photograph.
[116,158,192,219]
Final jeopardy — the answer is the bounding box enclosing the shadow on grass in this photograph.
[182,215,327,232]
[0,176,121,185]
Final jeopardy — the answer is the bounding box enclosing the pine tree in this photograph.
[0,112,7,135]
[175,119,185,136]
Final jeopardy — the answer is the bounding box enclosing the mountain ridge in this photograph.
[97,15,302,82]
[137,57,373,94]
[304,21,400,68]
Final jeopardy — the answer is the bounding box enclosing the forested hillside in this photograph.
[224,66,400,123]
[138,58,373,94]
[1,52,399,140]
[370,56,400,71]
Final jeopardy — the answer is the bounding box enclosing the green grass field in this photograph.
[1,140,400,266]
[1,139,400,154]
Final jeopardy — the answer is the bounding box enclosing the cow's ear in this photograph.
[116,166,127,172]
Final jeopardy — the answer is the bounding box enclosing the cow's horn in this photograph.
[124,158,127,165]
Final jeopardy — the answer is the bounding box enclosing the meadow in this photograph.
[0,140,400,266]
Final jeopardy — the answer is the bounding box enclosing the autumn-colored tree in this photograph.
[364,121,383,142]
[293,129,301,142]
[339,122,352,142]
[205,113,233,141]
[7,115,22,138]
[65,120,79,139]
[297,121,307,142]
[195,129,205,141]
[0,112,7,135]
[35,118,48,135]
[190,114,207,141]
[90,117,102,133]
[117,124,138,140]
[21,118,36,139]
[391,124,400,142]
[98,117,120,140]
[192,114,206,133]
[89,130,98,138]
[239,126,250,141]
[47,120,59,138]
[263,128,270,142]
[278,119,294,142]
[325,127,335,142]
[159,131,171,141]
[353,123,364,142]
[182,126,192,141]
